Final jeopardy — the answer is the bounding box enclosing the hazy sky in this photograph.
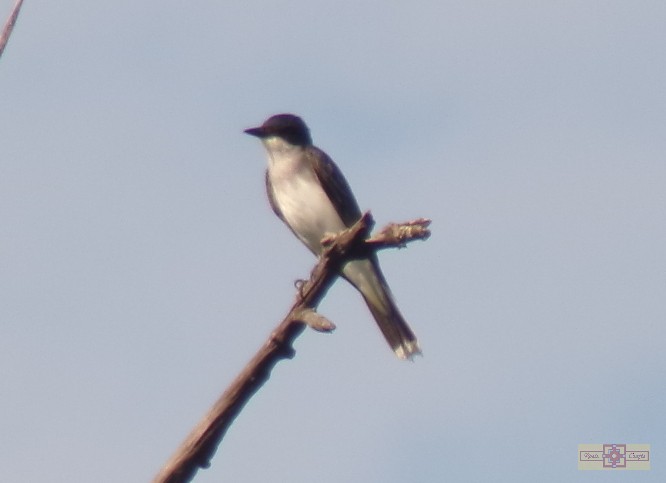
[2,1,665,482]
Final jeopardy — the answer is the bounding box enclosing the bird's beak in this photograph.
[244,127,265,138]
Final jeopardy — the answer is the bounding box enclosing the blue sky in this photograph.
[2,1,665,482]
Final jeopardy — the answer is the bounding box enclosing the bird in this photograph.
[244,114,420,360]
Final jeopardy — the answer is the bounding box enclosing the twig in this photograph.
[0,0,24,59]
[153,212,430,483]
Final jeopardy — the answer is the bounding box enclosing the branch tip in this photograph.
[294,308,336,333]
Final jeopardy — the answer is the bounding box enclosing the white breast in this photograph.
[266,142,346,253]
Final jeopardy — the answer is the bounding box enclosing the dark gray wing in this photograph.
[306,146,362,228]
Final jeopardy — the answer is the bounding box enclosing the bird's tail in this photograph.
[342,258,421,360]
[363,291,421,360]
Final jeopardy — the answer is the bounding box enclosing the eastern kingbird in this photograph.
[245,114,420,360]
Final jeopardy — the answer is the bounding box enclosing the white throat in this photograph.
[262,137,304,170]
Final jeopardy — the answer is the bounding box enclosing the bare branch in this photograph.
[0,0,24,59]
[153,213,429,483]
[322,216,431,254]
